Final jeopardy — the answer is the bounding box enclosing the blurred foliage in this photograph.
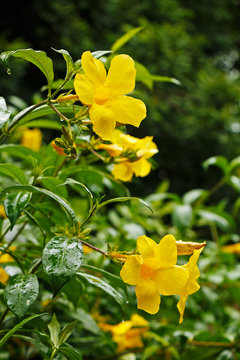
[1,0,240,195]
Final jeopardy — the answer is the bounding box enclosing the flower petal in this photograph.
[81,51,106,85]
[131,158,151,177]
[89,103,116,140]
[107,95,146,127]
[157,234,178,267]
[137,235,158,259]
[154,265,188,295]
[120,255,142,285]
[112,163,133,182]
[177,293,188,324]
[74,73,94,105]
[105,54,136,95]
[135,279,160,314]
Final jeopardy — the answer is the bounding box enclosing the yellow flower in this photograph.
[99,313,148,352]
[176,240,206,255]
[0,246,16,263]
[120,235,188,314]
[0,267,9,284]
[21,128,42,151]
[177,248,203,324]
[0,204,6,219]
[96,129,158,181]
[222,243,240,254]
[74,51,147,140]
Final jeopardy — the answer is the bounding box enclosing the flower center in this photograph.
[140,263,156,279]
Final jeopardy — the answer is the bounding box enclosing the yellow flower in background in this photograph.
[99,313,148,352]
[0,246,16,263]
[0,204,6,219]
[74,51,147,140]
[120,235,188,314]
[0,267,9,284]
[177,248,203,324]
[222,243,240,254]
[21,128,42,151]
[96,129,158,181]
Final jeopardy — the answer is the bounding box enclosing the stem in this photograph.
[53,157,67,177]
[0,309,9,326]
[81,240,107,256]
[90,148,107,162]
[49,103,70,123]
[0,225,12,242]
[50,348,57,360]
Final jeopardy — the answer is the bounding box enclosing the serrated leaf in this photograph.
[0,184,78,225]
[4,274,39,317]
[42,235,83,294]
[0,163,27,184]
[59,320,78,346]
[172,204,193,228]
[77,271,126,311]
[111,26,143,52]
[52,48,74,79]
[1,48,54,91]
[0,97,11,130]
[0,313,47,348]
[60,345,82,360]
[4,190,31,229]
[48,313,60,347]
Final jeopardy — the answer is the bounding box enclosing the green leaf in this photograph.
[202,156,228,174]
[48,313,60,347]
[81,264,128,293]
[98,196,153,213]
[42,235,83,294]
[13,334,49,355]
[135,62,180,89]
[172,204,193,228]
[91,50,112,59]
[71,308,99,335]
[0,144,41,162]
[59,178,94,209]
[40,176,68,198]
[22,119,62,130]
[0,313,47,348]
[0,184,78,225]
[228,175,240,192]
[151,74,180,85]
[4,190,31,229]
[1,48,54,91]
[228,156,240,174]
[59,320,78,346]
[13,103,81,128]
[4,274,39,317]
[111,26,143,52]
[0,97,11,130]
[62,278,83,308]
[0,163,27,184]
[77,271,126,311]
[52,48,74,79]
[197,209,233,231]
[182,189,207,205]
[60,345,82,360]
